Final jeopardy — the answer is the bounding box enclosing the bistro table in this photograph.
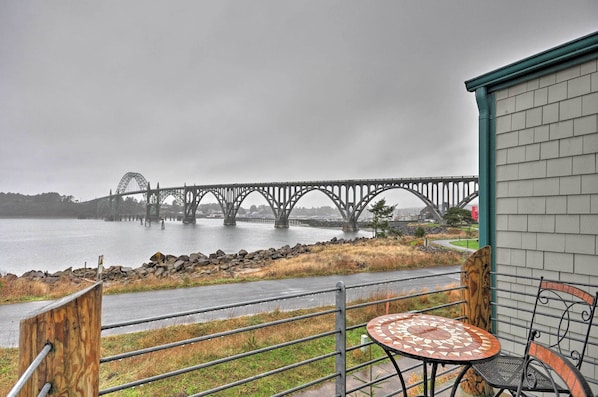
[367,313,501,397]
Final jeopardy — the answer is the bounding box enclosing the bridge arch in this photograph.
[283,186,348,225]
[116,172,148,194]
[157,189,184,206]
[352,186,437,222]
[183,187,230,223]
[233,188,278,215]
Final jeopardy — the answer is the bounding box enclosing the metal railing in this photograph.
[10,249,598,396]
[97,269,466,396]
[6,343,53,397]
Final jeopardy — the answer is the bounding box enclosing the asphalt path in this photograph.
[0,265,461,347]
[432,239,476,252]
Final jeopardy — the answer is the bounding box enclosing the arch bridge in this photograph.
[108,173,478,231]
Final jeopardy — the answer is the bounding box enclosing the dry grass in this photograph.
[0,348,17,396]
[98,309,339,395]
[0,277,87,303]
[251,237,466,279]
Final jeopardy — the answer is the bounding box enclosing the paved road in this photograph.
[0,265,461,347]
[432,239,476,252]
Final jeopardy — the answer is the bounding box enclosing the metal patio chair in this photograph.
[516,341,594,397]
[473,277,598,397]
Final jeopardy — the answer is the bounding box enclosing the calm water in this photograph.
[0,218,368,276]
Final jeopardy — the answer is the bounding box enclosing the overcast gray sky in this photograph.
[1,1,597,205]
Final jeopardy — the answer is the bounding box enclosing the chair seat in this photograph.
[473,355,564,393]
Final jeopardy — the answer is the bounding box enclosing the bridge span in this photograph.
[103,173,479,231]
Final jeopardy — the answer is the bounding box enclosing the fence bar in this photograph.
[17,282,102,396]
[102,285,338,331]
[37,382,52,397]
[270,373,340,397]
[187,352,338,397]
[100,329,339,394]
[347,284,466,311]
[102,307,337,363]
[6,343,52,397]
[335,281,347,396]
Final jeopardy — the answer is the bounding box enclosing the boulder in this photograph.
[174,260,186,272]
[197,258,211,266]
[150,252,165,262]
[189,252,206,263]
[1,273,18,281]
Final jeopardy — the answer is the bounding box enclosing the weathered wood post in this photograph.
[18,282,102,396]
[460,246,493,396]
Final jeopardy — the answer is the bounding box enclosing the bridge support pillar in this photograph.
[183,215,196,224]
[342,217,359,232]
[275,217,289,229]
[146,203,160,223]
[224,216,236,226]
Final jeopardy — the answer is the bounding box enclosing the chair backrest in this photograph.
[516,341,594,397]
[525,277,597,369]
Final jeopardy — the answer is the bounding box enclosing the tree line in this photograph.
[0,192,344,219]
[0,192,82,217]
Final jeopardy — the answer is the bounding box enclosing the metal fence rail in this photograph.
[98,268,466,396]
[6,343,53,397]
[11,247,598,396]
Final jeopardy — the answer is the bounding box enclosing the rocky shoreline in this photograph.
[4,225,452,284]
[5,237,364,284]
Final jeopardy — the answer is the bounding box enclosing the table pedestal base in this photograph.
[384,350,471,397]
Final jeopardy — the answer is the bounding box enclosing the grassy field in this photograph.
[450,239,479,250]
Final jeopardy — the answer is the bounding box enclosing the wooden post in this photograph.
[460,246,493,396]
[18,282,102,396]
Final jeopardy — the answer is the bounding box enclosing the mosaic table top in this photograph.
[367,313,501,364]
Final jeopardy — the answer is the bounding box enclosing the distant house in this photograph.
[465,30,598,363]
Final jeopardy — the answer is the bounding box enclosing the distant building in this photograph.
[419,205,437,222]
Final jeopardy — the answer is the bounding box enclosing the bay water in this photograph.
[0,218,369,276]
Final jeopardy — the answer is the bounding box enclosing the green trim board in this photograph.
[465,31,598,93]
[474,87,490,249]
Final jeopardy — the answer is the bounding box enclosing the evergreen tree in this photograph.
[443,207,475,226]
[414,226,426,238]
[367,198,396,238]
